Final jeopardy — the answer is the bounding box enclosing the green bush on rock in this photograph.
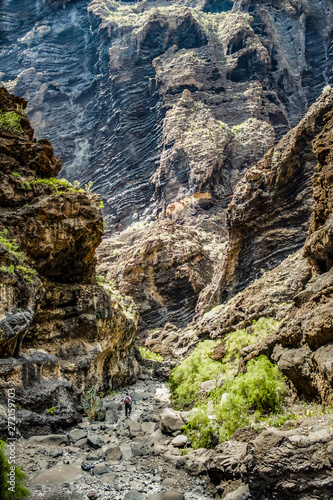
[169,340,221,408]
[169,318,287,448]
[0,440,29,499]
[0,110,24,134]
[138,347,163,362]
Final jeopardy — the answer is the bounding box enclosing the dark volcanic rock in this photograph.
[198,89,333,312]
[0,88,139,437]
[1,0,332,228]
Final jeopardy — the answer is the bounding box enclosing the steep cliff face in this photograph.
[0,88,139,437]
[198,89,333,311]
[98,218,226,331]
[139,90,333,408]
[1,0,332,229]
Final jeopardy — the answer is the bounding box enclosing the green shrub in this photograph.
[16,265,36,285]
[0,440,29,499]
[12,172,20,178]
[169,340,221,407]
[0,110,24,134]
[0,265,15,276]
[223,317,279,363]
[83,386,104,422]
[182,409,218,449]
[139,347,163,362]
[0,232,25,262]
[217,356,286,440]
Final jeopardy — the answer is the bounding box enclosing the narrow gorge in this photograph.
[0,0,333,499]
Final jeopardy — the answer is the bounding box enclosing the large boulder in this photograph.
[159,408,185,434]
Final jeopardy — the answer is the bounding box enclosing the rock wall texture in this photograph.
[199,88,333,311]
[1,0,332,229]
[0,88,139,437]
[185,414,333,500]
[139,89,333,407]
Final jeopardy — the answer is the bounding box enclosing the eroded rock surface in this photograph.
[0,88,139,437]
[1,0,332,228]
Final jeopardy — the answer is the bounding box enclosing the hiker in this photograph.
[124,392,132,418]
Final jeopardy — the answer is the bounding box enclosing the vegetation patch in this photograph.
[0,440,29,499]
[83,386,104,422]
[139,347,163,362]
[96,275,137,321]
[0,110,24,134]
[169,318,289,447]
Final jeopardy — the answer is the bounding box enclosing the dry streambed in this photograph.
[17,379,214,500]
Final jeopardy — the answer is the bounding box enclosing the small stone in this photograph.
[105,446,122,461]
[171,435,188,448]
[49,447,63,458]
[92,462,110,475]
[87,491,98,500]
[67,429,87,443]
[81,462,93,471]
[87,434,103,449]
[38,459,49,469]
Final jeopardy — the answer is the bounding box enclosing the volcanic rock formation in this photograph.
[1,0,332,228]
[0,88,139,438]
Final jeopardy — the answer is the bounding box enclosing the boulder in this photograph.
[28,434,69,446]
[171,435,188,448]
[30,463,83,485]
[160,409,185,434]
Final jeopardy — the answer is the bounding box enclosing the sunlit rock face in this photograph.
[1,0,332,229]
[0,88,139,437]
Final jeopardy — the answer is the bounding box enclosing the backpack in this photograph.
[124,395,131,404]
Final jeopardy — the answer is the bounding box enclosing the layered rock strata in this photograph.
[97,218,226,332]
[0,88,139,437]
[198,89,333,311]
[140,90,333,407]
[1,0,332,227]
[242,94,333,404]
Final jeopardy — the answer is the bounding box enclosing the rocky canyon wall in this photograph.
[0,88,139,438]
[1,0,332,230]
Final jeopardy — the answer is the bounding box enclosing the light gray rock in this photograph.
[49,447,63,458]
[171,435,188,448]
[38,459,49,469]
[161,478,177,486]
[160,409,185,434]
[147,491,185,500]
[67,429,87,443]
[28,434,69,446]
[124,491,146,500]
[142,422,158,434]
[105,410,119,424]
[30,463,83,485]
[120,444,133,460]
[92,462,110,475]
[74,438,88,448]
[129,421,142,437]
[87,434,103,449]
[223,484,251,500]
[105,446,122,461]
[199,380,216,393]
